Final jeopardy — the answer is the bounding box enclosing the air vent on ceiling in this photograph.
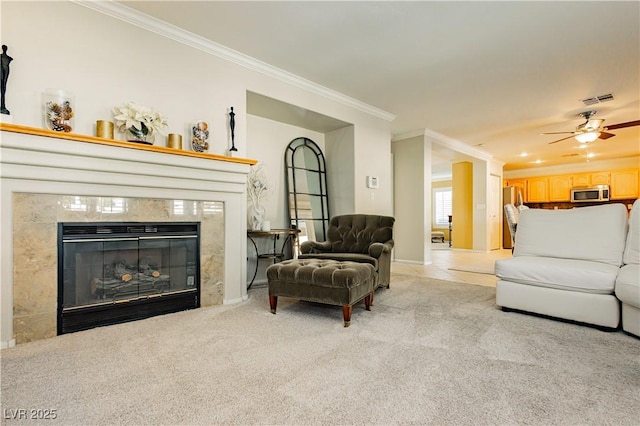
[581,93,614,106]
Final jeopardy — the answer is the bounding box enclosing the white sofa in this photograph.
[495,203,629,329]
[616,199,640,336]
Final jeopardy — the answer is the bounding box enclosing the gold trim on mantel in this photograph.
[0,123,258,166]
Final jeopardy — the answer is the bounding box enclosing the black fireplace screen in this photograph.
[58,222,200,334]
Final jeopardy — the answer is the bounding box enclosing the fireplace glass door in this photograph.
[58,222,200,334]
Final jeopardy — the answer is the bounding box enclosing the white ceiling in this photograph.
[120,1,639,172]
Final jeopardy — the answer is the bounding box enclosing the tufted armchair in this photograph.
[299,214,395,288]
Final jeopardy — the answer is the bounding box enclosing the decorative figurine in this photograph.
[229,106,237,151]
[192,120,209,152]
[1,45,13,115]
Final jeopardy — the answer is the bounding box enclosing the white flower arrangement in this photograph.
[247,164,271,206]
[113,101,168,139]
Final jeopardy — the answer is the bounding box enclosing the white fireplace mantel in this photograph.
[0,124,257,347]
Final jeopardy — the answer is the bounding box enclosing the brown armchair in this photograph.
[299,214,395,288]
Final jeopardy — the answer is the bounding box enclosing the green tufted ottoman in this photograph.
[266,259,376,327]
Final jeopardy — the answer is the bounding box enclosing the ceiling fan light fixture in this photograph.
[575,131,600,143]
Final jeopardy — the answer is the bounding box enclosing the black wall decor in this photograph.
[1,44,13,115]
[229,106,237,151]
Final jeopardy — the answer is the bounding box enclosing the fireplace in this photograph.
[58,222,200,334]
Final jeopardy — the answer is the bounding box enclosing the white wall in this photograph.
[326,126,355,215]
[1,1,393,212]
[354,120,394,215]
[246,115,325,229]
[472,159,488,252]
[391,135,432,264]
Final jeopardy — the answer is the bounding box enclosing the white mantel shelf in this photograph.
[0,123,258,166]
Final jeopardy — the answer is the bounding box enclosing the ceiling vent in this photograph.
[581,93,614,106]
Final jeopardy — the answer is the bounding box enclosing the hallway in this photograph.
[391,248,513,287]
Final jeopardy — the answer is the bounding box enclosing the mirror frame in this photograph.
[285,137,330,250]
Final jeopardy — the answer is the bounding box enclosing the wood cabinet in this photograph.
[527,177,549,202]
[506,168,636,204]
[572,172,610,187]
[610,169,639,199]
[549,175,572,201]
[571,173,591,187]
[590,172,611,185]
[504,179,527,202]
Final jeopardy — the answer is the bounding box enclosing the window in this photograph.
[433,187,452,226]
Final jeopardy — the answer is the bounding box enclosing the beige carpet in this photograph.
[1,274,639,425]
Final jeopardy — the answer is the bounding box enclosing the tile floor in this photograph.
[391,246,513,287]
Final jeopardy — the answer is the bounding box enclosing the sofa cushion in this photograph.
[514,204,628,266]
[615,264,640,307]
[495,256,620,294]
[623,199,640,265]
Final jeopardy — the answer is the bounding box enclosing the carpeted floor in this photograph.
[1,274,639,425]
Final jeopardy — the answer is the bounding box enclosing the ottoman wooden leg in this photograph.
[269,295,278,314]
[365,292,372,311]
[342,305,352,327]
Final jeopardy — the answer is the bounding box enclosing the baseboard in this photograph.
[393,259,428,265]
[224,296,246,305]
[1,339,16,349]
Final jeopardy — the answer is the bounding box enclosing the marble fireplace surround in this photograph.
[0,124,256,347]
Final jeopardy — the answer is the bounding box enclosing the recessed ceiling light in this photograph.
[531,159,543,164]
[520,152,528,157]
[586,152,596,158]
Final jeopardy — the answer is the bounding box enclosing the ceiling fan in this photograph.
[544,110,640,144]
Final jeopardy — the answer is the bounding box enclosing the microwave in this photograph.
[570,185,610,203]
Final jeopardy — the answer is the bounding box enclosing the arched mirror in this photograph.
[285,137,330,253]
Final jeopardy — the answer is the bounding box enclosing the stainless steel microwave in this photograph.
[570,185,610,203]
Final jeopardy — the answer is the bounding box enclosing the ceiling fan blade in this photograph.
[605,120,640,130]
[548,135,576,144]
[541,131,575,135]
[598,132,615,140]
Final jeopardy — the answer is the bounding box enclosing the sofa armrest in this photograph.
[369,240,394,258]
[300,240,332,254]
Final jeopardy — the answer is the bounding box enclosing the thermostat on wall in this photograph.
[366,176,379,189]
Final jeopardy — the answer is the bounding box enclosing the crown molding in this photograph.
[72,0,396,123]
[391,129,426,142]
[392,128,494,162]
[426,128,493,162]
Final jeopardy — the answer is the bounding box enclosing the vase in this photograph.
[43,88,75,132]
[191,120,210,152]
[126,124,154,145]
[248,203,266,231]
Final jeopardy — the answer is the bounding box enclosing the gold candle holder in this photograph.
[167,133,182,149]
[96,120,114,139]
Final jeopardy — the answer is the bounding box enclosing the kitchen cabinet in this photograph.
[572,172,610,187]
[590,172,611,185]
[549,175,572,201]
[610,169,639,199]
[504,179,527,202]
[505,168,637,203]
[527,177,549,202]
[572,173,590,187]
